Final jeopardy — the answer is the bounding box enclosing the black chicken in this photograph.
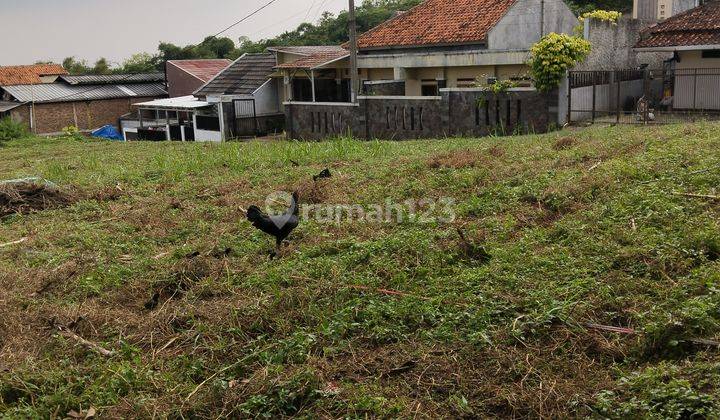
[313,168,332,182]
[246,191,300,257]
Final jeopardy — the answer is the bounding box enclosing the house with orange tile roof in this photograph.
[634,0,720,110]
[0,64,67,86]
[275,0,577,101]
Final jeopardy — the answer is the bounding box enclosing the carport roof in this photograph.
[0,101,24,113]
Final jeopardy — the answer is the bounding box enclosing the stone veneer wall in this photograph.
[285,88,554,141]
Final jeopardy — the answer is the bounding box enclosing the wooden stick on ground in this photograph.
[55,325,115,357]
[184,342,278,404]
[0,237,27,248]
[585,323,637,335]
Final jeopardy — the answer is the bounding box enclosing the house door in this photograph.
[233,99,258,138]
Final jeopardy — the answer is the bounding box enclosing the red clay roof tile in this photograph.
[0,64,68,86]
[635,1,720,49]
[355,0,517,50]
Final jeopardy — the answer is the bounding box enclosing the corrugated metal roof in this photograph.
[133,95,212,110]
[2,83,167,103]
[59,73,165,85]
[0,101,24,113]
[194,53,275,97]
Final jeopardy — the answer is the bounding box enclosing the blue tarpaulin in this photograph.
[91,125,123,141]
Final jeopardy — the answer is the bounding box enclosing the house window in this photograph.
[702,50,720,59]
[196,115,220,131]
[420,79,438,96]
[457,78,476,88]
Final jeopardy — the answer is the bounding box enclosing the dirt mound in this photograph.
[0,179,75,217]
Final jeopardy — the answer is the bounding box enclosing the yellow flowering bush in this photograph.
[528,33,591,92]
[575,10,622,35]
[578,10,622,24]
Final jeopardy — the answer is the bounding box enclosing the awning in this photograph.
[133,95,212,111]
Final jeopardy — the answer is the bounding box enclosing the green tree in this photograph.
[62,57,92,75]
[120,53,158,74]
[92,58,111,75]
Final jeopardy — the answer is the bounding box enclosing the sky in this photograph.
[0,0,351,66]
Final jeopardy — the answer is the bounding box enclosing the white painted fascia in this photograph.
[360,96,441,100]
[440,87,537,92]
[252,78,273,95]
[283,101,359,107]
[634,44,720,52]
[311,54,351,70]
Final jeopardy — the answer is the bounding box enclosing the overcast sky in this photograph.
[0,0,352,66]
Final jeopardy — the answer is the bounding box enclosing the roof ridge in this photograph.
[354,0,519,50]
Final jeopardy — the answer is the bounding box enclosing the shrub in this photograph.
[0,117,28,143]
[575,10,623,35]
[528,33,591,92]
[61,125,86,142]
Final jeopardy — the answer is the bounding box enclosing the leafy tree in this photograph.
[568,0,632,14]
[92,58,111,75]
[62,57,92,75]
[120,53,157,74]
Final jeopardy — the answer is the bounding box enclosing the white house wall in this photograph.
[674,51,720,110]
[488,0,577,50]
[253,79,281,116]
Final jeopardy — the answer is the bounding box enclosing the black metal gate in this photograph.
[567,68,720,125]
[233,98,258,137]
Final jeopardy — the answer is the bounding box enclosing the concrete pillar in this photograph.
[311,70,316,102]
[393,67,407,80]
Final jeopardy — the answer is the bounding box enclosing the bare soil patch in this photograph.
[0,180,76,217]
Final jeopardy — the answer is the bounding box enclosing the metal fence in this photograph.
[568,68,720,125]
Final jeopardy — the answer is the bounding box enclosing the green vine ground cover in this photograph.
[1,123,719,418]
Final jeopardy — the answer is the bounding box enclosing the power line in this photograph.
[213,0,282,38]
[252,2,324,39]
[304,0,320,21]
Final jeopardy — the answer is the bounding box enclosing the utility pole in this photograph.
[540,0,545,37]
[348,0,359,103]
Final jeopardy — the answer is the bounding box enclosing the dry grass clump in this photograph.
[0,180,75,217]
[553,136,577,151]
[426,150,481,169]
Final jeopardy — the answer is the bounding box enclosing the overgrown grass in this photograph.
[0,117,28,144]
[1,123,719,418]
